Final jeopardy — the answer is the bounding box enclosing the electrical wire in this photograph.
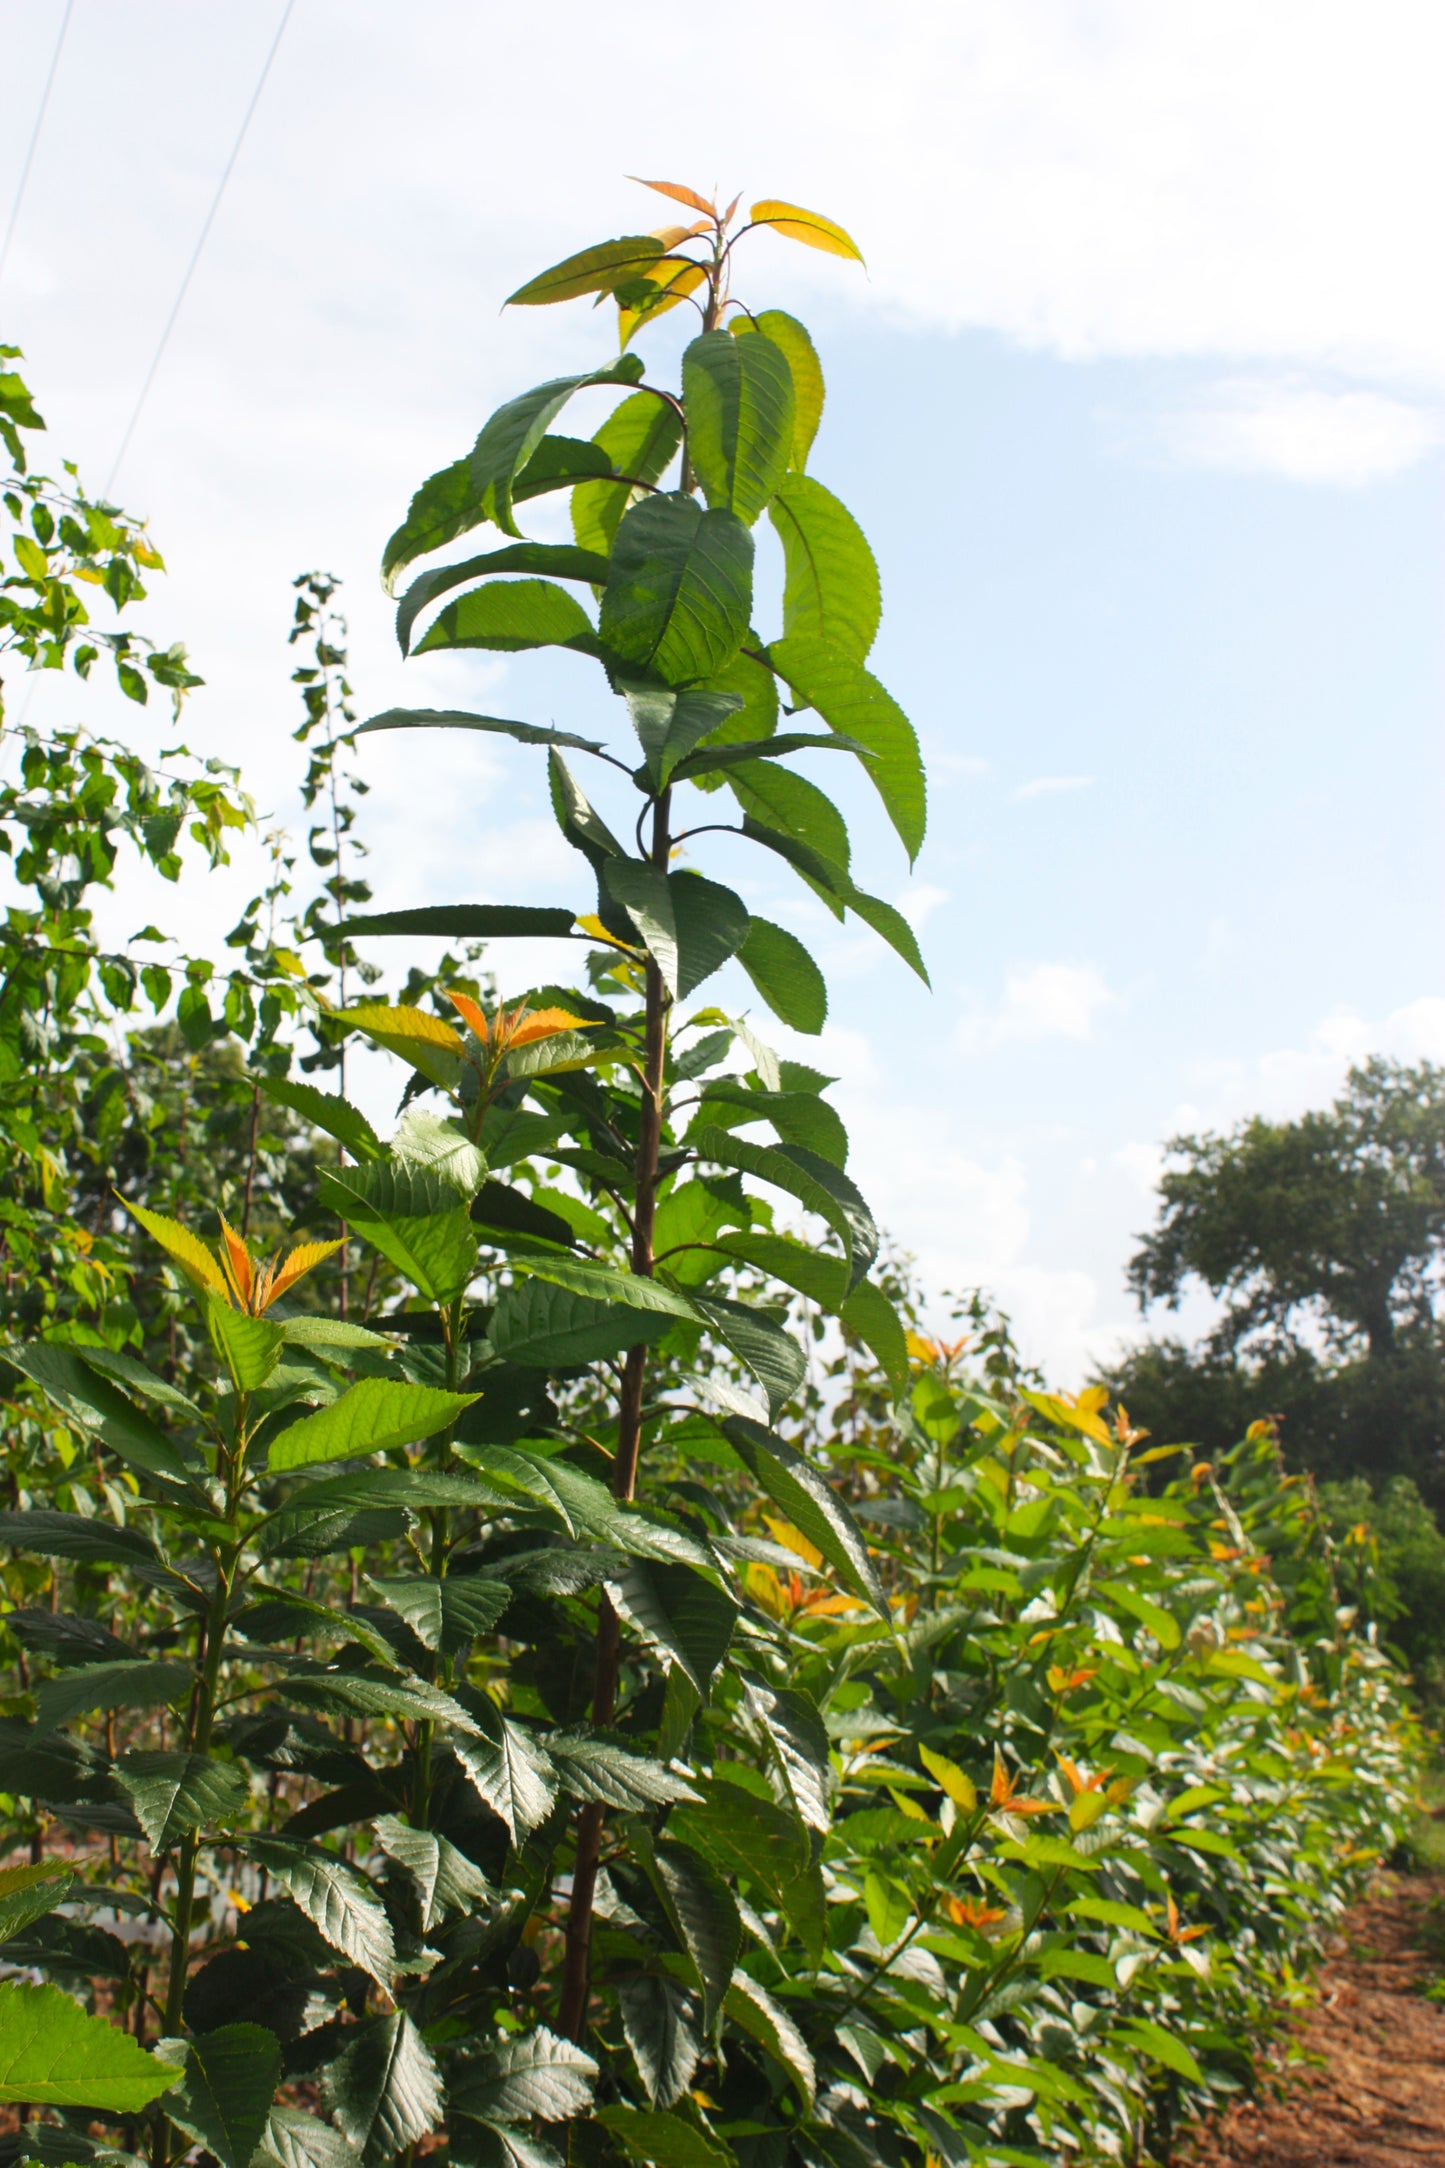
[0,0,76,296]
[106,0,296,495]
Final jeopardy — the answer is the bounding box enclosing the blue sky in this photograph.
[2,0,1441,1377]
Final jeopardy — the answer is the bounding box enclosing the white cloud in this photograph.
[1112,1140,1164,1196]
[897,882,949,932]
[1178,995,1445,1131]
[1155,377,1443,484]
[957,963,1116,1053]
[1013,774,1095,802]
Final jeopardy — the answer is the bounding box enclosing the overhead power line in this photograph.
[107,0,296,495]
[0,0,76,296]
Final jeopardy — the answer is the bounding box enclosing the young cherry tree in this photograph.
[344,181,930,2036]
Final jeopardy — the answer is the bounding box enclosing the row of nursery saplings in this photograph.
[0,1291,1417,2168]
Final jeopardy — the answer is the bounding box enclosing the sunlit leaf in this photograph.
[683,331,795,525]
[0,1983,181,2108]
[749,199,865,263]
[506,237,665,307]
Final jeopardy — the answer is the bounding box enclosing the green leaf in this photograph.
[366,1573,509,1656]
[256,2107,362,2168]
[0,1982,181,2108]
[373,1815,493,1931]
[724,1968,816,2107]
[574,390,685,557]
[548,748,628,879]
[452,1703,557,1844]
[0,1717,113,1808]
[247,1840,395,1979]
[604,860,678,992]
[768,635,926,862]
[71,1343,205,1423]
[619,1976,700,2111]
[690,1129,878,1288]
[207,1297,285,1393]
[161,2025,281,2168]
[723,1417,887,1615]
[741,310,824,471]
[450,2125,561,2168]
[490,1279,671,1368]
[414,578,598,659]
[696,1078,847,1165]
[471,1179,577,1249]
[0,1862,72,1945]
[0,1509,163,1569]
[268,1379,480,1472]
[546,1729,701,1811]
[607,1562,721,1691]
[666,729,863,786]
[736,918,826,1035]
[745,1681,831,1833]
[689,1291,805,1419]
[34,1659,192,1735]
[668,1781,809,1913]
[512,1255,698,1324]
[670,873,751,997]
[382,358,643,577]
[254,1078,382,1163]
[622,684,744,785]
[769,474,880,661]
[1113,2018,1204,2083]
[282,1316,398,1353]
[714,1230,841,1312]
[839,1279,911,1397]
[644,1838,740,2035]
[600,495,753,688]
[683,330,795,526]
[283,1664,483,1735]
[1107,1584,1183,1651]
[507,238,665,307]
[356,707,608,763]
[728,760,850,883]
[394,543,612,654]
[596,2108,731,2168]
[115,1752,248,1851]
[844,887,930,984]
[323,2012,443,2168]
[451,2025,597,2123]
[319,1169,477,1304]
[3,1343,201,1495]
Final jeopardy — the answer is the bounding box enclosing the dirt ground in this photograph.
[1187,1874,1445,2167]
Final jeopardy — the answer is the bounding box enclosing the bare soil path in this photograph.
[1188,1875,1445,2168]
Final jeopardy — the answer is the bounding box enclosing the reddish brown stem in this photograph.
[558,796,672,2042]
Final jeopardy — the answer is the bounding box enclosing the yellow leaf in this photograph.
[344,1002,464,1090]
[749,199,865,265]
[619,256,708,346]
[576,913,641,955]
[762,1515,824,1571]
[265,1239,345,1308]
[1069,1789,1106,1834]
[742,1560,789,1620]
[121,1200,230,1300]
[887,1786,935,1827]
[630,176,716,217]
[906,1330,940,1364]
[918,1744,977,1812]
